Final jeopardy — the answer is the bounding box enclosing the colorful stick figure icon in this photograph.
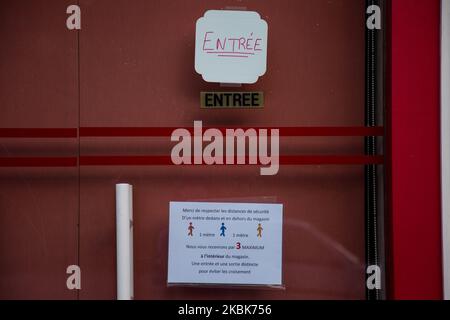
[257,223,263,238]
[220,223,227,237]
[188,222,194,236]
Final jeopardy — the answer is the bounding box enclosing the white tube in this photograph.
[116,183,134,300]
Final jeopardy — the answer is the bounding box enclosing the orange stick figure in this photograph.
[188,222,194,236]
[257,223,263,237]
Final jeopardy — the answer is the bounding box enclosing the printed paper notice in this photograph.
[167,202,283,286]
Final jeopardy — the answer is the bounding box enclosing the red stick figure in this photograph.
[188,222,194,236]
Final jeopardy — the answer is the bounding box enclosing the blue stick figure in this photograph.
[220,223,227,237]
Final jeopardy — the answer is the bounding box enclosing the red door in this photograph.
[4,0,441,300]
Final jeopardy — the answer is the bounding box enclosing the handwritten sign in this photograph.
[195,10,268,84]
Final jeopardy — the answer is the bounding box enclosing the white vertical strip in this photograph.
[116,183,134,300]
[129,185,134,299]
[441,0,450,300]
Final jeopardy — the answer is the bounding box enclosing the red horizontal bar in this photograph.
[80,126,384,137]
[0,155,383,167]
[80,156,170,166]
[0,127,385,138]
[80,155,384,166]
[0,128,78,138]
[280,155,384,165]
[0,157,77,167]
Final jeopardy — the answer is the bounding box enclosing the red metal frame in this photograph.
[387,0,443,299]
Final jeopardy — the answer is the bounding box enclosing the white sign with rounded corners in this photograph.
[195,10,268,84]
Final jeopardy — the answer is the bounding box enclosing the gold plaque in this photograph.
[200,92,264,109]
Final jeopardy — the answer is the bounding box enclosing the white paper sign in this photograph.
[167,201,283,286]
[195,10,268,84]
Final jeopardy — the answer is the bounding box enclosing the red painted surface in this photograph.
[388,0,442,299]
[0,0,369,300]
[78,0,368,299]
[0,0,78,299]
